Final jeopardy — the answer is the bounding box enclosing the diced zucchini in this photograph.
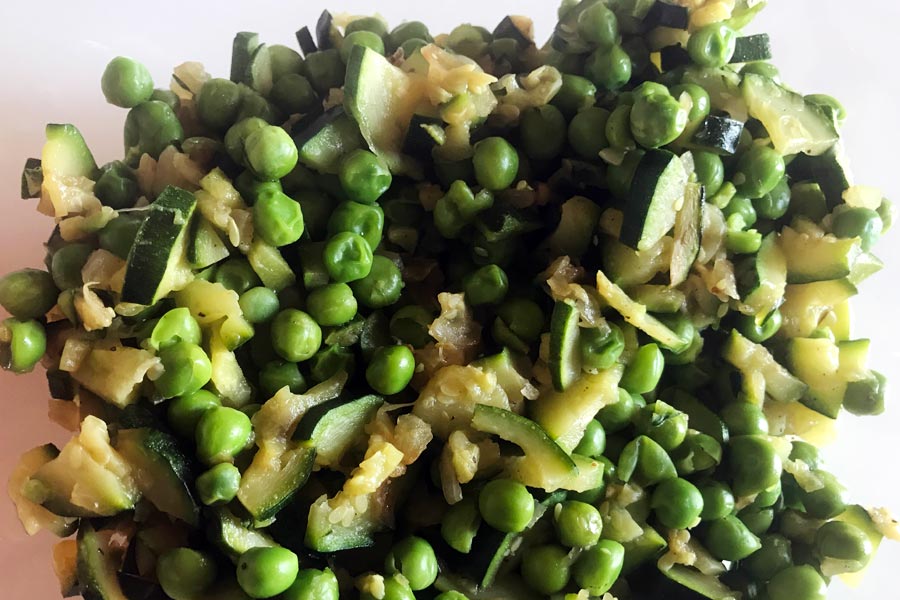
[847,252,884,286]
[21,157,43,199]
[532,366,623,453]
[247,43,273,96]
[206,506,277,563]
[622,525,667,574]
[121,185,197,305]
[536,196,603,263]
[71,346,159,408]
[402,114,445,156]
[689,115,744,156]
[786,337,872,419]
[247,239,296,291]
[788,144,853,209]
[52,539,80,597]
[237,443,317,522]
[42,124,98,179]
[602,236,673,288]
[77,522,128,600]
[670,182,702,286]
[742,232,787,317]
[743,73,838,156]
[681,66,747,121]
[7,444,77,537]
[294,107,365,173]
[548,301,582,392]
[209,327,253,408]
[621,150,688,251]
[175,279,254,351]
[644,1,689,29]
[471,405,581,491]
[596,270,687,351]
[730,34,772,63]
[116,428,199,526]
[294,394,384,467]
[231,32,260,84]
[315,10,340,50]
[722,330,807,404]
[779,279,858,338]
[628,285,686,314]
[835,505,885,588]
[668,390,729,443]
[295,26,316,55]
[188,217,230,270]
[659,564,737,599]
[779,225,861,284]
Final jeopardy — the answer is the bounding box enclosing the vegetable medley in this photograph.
[3,0,899,599]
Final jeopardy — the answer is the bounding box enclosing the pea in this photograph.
[494,298,543,344]
[597,388,643,433]
[577,2,619,48]
[737,309,782,343]
[244,125,298,181]
[271,309,322,362]
[520,105,567,160]
[150,88,179,111]
[215,258,261,294]
[101,56,153,108]
[805,93,847,123]
[734,145,786,199]
[237,547,300,599]
[435,593,468,600]
[799,469,848,519]
[339,149,392,204]
[94,161,140,209]
[259,361,308,397]
[621,343,664,395]
[618,435,677,486]
[99,212,144,258]
[554,500,603,548]
[305,49,344,95]
[479,479,534,533]
[721,402,769,436]
[1,318,46,374]
[442,495,481,553]
[155,342,212,399]
[239,287,281,324]
[671,83,711,126]
[270,74,318,117]
[446,24,491,59]
[327,201,385,251]
[738,505,775,536]
[742,534,792,582]
[167,390,221,438]
[195,406,252,466]
[237,89,283,125]
[724,194,757,229]
[280,567,339,600]
[789,440,821,469]
[766,565,827,600]
[385,536,439,591]
[573,419,607,459]
[196,463,242,506]
[307,284,360,329]
[571,539,624,595]
[568,107,610,159]
[634,400,689,451]
[0,269,57,320]
[399,37,429,57]
[815,520,872,570]
[150,307,202,351]
[340,30,385,63]
[388,21,433,50]
[699,481,735,521]
[225,117,268,166]
[843,371,886,416]
[156,548,217,600]
[692,151,725,196]
[50,243,94,290]
[197,78,243,131]
[630,92,688,149]
[323,232,374,283]
[360,575,415,600]
[585,44,632,91]
[462,264,508,306]
[351,255,404,309]
[473,137,519,191]
[553,74,598,117]
[742,61,781,81]
[268,44,305,80]
[704,515,761,561]
[366,345,415,395]
[672,431,723,475]
[390,305,433,348]
[521,544,571,595]
[434,181,493,238]
[728,435,783,497]
[688,23,737,68]
[124,100,184,162]
[832,206,883,251]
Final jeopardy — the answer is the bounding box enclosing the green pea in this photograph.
[728,435,783,497]
[237,547,299,599]
[215,258,262,294]
[124,100,184,163]
[726,229,763,254]
[520,105,567,160]
[99,212,144,258]
[571,539,624,595]
[239,287,281,324]
[799,470,848,519]
[495,298,544,344]
[724,194,757,228]
[434,181,493,238]
[0,318,46,374]
[766,565,826,600]
[390,306,433,348]
[721,402,769,436]
[150,307,202,350]
[553,74,597,117]
[608,150,644,202]
[737,309,782,343]
[150,88,179,111]
[0,269,57,320]
[442,495,481,553]
[554,500,603,548]
[339,149,392,204]
[463,264,508,306]
[327,201,385,251]
[479,479,534,533]
[789,440,821,469]
[351,255,403,309]
[50,243,93,290]
[446,24,491,59]
[597,387,642,433]
[652,477,704,529]
[568,107,610,160]
[832,206,883,251]
[281,568,339,600]
[197,78,243,131]
[692,151,724,196]
[196,406,252,466]
[621,343,664,395]
[473,137,519,191]
[237,88,283,125]
[388,21,432,51]
[738,505,775,536]
[753,176,790,221]
[704,514,761,561]
[340,30,385,63]
[366,345,415,395]
[843,371,886,416]
[634,400,689,451]
[196,462,241,506]
[323,232,374,283]
[734,145,786,199]
[699,481,735,521]
[742,61,781,81]
[271,74,318,116]
[94,161,140,209]
[156,548,217,600]
[744,533,793,581]
[155,342,212,399]
[360,575,415,600]
[435,592,469,600]
[307,283,358,326]
[751,481,782,509]
[672,83,711,126]
[304,49,344,95]
[688,23,737,68]
[630,92,688,149]
[167,390,221,438]
[805,93,847,124]
[672,431,722,475]
[101,56,153,108]
[271,309,322,362]
[224,117,268,166]
[345,16,389,37]
[259,361,307,397]
[605,104,636,151]
[253,189,305,247]
[577,2,619,48]
[244,125,298,181]
[573,419,607,459]
[815,520,872,570]
[385,536,438,591]
[520,544,571,595]
[618,435,677,486]
[269,44,305,80]
[585,44,632,91]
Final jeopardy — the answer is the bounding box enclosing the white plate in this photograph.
[0,1,897,598]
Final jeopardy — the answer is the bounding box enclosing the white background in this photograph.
[0,1,897,598]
